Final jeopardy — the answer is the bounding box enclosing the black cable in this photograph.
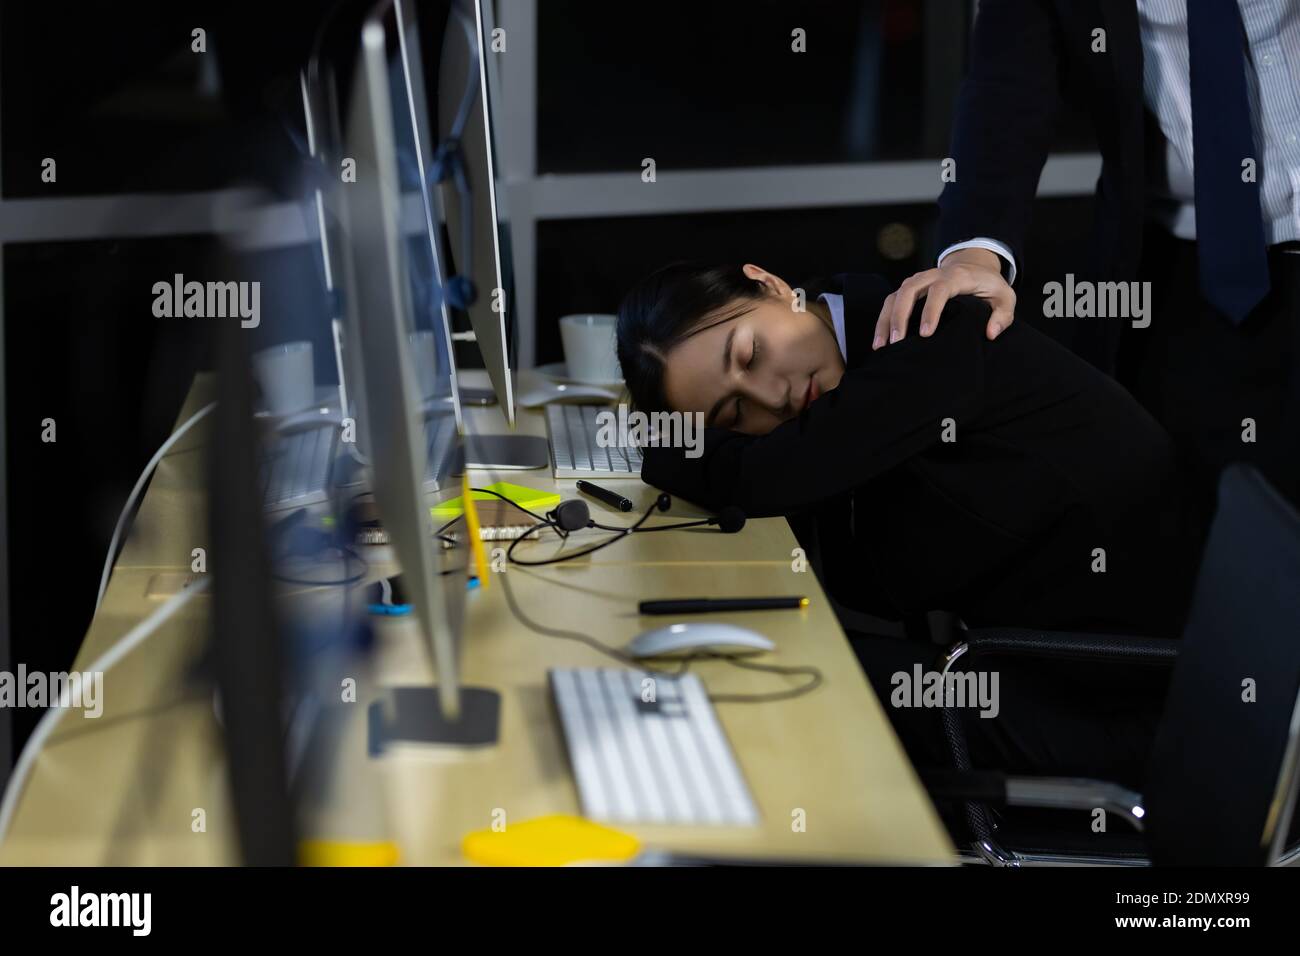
[462,487,825,702]
[469,485,550,523]
[434,519,465,542]
[344,486,460,547]
[330,433,355,634]
[431,486,549,542]
[325,428,360,631]
[505,496,665,566]
[429,518,479,547]
[337,482,820,699]
[453,489,737,565]
[265,428,366,589]
[271,546,369,587]
[590,517,714,534]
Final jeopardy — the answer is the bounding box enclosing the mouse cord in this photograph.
[460,494,826,700]
[498,573,824,698]
[498,570,678,671]
[677,653,825,704]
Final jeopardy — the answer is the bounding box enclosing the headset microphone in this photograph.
[507,493,745,567]
[548,499,592,534]
[715,506,747,534]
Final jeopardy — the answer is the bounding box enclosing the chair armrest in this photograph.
[932,628,1172,849]
[1006,777,1146,832]
[940,627,1179,671]
[921,769,1146,832]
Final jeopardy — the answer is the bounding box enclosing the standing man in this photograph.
[875,0,1300,512]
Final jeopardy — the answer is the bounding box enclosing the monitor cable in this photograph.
[0,577,212,844]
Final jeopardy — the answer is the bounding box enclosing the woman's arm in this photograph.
[640,297,993,517]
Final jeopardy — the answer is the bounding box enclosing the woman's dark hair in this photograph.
[616,262,767,413]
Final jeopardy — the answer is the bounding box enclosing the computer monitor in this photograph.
[0,248,10,792]
[302,0,460,460]
[388,0,463,430]
[208,296,298,866]
[298,62,360,445]
[302,5,376,464]
[423,0,548,469]
[439,0,512,421]
[322,0,543,473]
[326,0,502,741]
[335,0,468,721]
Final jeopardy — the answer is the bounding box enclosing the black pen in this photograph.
[639,597,809,615]
[576,479,634,512]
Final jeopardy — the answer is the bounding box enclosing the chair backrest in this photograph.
[1145,465,1300,865]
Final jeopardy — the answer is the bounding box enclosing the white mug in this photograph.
[559,313,622,384]
[252,341,314,415]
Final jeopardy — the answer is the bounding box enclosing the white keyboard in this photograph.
[549,667,759,827]
[545,404,643,479]
[262,414,457,511]
[262,424,337,510]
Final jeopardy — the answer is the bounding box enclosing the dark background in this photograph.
[1,0,1097,758]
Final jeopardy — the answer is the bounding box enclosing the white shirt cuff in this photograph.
[938,239,1018,285]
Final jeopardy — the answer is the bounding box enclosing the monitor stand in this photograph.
[463,433,550,470]
[424,396,550,470]
[367,686,501,751]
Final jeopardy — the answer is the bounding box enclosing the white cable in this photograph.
[95,402,216,614]
[0,575,212,845]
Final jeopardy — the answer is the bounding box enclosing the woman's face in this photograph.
[660,265,846,435]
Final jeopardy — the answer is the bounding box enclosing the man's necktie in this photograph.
[1187,0,1271,323]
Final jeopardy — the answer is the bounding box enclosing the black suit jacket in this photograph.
[640,274,1199,636]
[937,0,1147,288]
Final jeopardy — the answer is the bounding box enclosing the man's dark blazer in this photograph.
[640,274,1199,636]
[937,0,1147,286]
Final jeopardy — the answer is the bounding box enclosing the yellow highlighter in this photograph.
[461,473,491,588]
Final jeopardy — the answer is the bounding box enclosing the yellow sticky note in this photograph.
[299,839,401,867]
[462,814,641,867]
[431,481,561,519]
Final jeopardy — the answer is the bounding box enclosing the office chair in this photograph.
[926,464,1300,866]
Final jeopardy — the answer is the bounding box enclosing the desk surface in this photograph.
[0,373,952,865]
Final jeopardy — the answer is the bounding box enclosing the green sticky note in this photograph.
[430,481,561,519]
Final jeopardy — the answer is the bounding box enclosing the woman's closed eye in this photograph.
[730,338,761,426]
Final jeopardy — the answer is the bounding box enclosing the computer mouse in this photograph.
[626,622,776,658]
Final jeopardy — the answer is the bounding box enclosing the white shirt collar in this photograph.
[818,292,848,361]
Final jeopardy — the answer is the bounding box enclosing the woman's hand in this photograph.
[873,247,1016,349]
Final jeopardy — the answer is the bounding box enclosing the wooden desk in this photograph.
[0,374,952,865]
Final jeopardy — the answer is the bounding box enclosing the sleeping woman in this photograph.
[616,262,1202,782]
